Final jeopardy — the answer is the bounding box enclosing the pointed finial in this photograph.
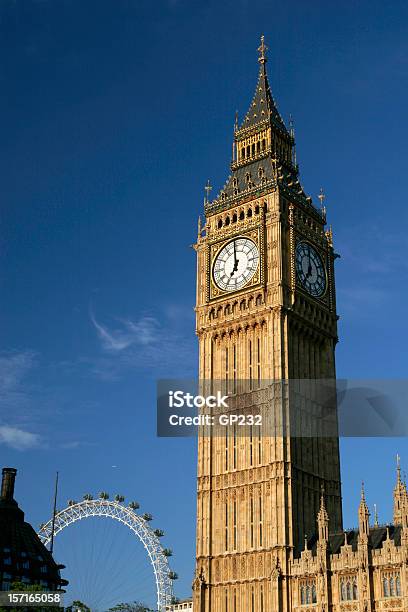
[289,114,294,137]
[397,453,402,483]
[258,35,268,64]
[318,187,326,208]
[361,481,366,500]
[374,504,379,527]
[204,179,212,205]
[304,534,308,551]
[320,484,325,506]
[234,110,239,132]
[318,187,326,219]
[197,215,202,238]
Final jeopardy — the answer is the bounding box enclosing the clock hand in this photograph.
[230,241,239,277]
[230,259,240,277]
[306,246,312,278]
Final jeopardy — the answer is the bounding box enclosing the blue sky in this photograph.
[1,0,408,606]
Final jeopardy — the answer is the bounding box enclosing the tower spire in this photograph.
[236,36,288,134]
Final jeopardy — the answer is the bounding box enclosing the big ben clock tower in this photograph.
[193,38,343,612]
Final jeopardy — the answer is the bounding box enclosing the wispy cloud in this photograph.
[90,311,160,352]
[0,351,36,400]
[0,350,37,406]
[0,351,44,450]
[89,308,196,379]
[0,350,82,451]
[0,425,41,451]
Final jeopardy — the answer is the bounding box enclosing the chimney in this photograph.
[1,467,17,501]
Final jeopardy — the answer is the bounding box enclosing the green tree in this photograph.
[108,602,154,612]
[66,600,91,612]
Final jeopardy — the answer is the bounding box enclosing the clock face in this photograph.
[213,237,259,292]
[295,242,326,297]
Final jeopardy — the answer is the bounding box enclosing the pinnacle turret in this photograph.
[394,454,408,526]
[317,487,329,543]
[358,483,370,539]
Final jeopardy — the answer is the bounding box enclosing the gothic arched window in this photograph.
[390,576,395,596]
[311,584,317,603]
[300,586,305,605]
[396,574,401,596]
[353,581,358,600]
[383,577,390,598]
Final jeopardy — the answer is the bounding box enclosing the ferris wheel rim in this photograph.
[37,498,174,611]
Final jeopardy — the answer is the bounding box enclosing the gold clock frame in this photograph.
[207,226,264,302]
